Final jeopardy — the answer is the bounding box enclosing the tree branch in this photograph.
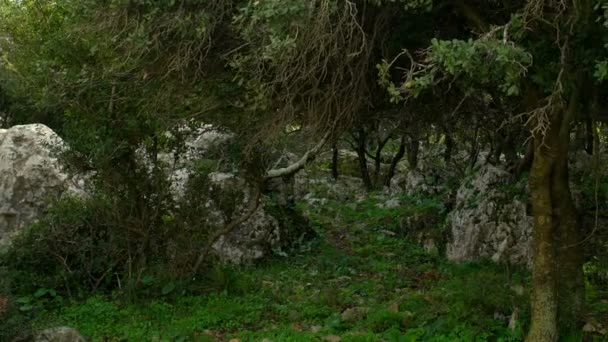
[265,130,332,179]
[191,187,263,274]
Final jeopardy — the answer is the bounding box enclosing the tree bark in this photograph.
[552,141,585,331]
[527,124,559,342]
[331,143,339,180]
[444,133,454,163]
[527,101,584,340]
[407,137,420,169]
[585,110,594,155]
[384,136,407,187]
[554,98,585,331]
[511,140,534,177]
[353,129,373,190]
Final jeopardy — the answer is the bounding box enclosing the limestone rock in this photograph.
[205,172,313,265]
[201,172,282,264]
[157,126,313,265]
[155,124,232,199]
[34,327,86,342]
[447,165,532,265]
[0,124,84,249]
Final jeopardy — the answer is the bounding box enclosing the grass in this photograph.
[7,184,608,341]
[30,240,529,341]
[25,191,537,342]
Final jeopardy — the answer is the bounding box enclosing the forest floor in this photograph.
[24,192,608,341]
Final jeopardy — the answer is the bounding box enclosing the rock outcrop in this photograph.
[0,124,84,249]
[446,165,532,265]
[204,172,283,264]
[151,124,233,199]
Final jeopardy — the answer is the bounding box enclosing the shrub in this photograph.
[1,196,129,297]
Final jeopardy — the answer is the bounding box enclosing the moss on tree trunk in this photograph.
[528,130,558,342]
[527,105,585,341]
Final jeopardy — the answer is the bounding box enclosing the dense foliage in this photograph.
[0,0,607,341]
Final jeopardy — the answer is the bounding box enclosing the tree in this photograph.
[380,0,608,339]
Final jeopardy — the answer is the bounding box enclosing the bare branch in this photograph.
[265,129,332,179]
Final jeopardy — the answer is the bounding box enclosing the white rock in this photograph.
[34,327,86,342]
[205,172,283,264]
[0,124,84,249]
[446,165,532,265]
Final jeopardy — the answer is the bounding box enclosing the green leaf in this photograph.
[16,296,32,304]
[19,304,34,312]
[34,288,49,298]
[161,282,176,295]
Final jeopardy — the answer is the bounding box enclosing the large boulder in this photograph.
[158,126,313,264]
[0,124,84,249]
[204,172,282,264]
[202,172,314,264]
[446,165,532,265]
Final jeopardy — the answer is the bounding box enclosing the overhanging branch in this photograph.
[264,130,332,179]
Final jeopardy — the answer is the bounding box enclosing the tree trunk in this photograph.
[384,136,407,187]
[527,127,559,342]
[373,144,383,187]
[407,137,420,169]
[554,100,585,331]
[527,102,584,341]
[512,140,534,177]
[354,129,373,190]
[331,143,339,180]
[553,140,585,331]
[585,114,593,155]
[444,134,454,163]
[468,122,480,168]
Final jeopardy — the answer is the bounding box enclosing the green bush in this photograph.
[1,197,129,297]
[0,188,214,299]
[0,270,33,341]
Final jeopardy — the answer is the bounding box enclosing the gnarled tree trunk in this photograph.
[527,103,584,341]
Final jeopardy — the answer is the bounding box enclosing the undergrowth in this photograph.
[2,179,607,341]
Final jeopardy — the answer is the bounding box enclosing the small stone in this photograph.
[341,307,368,322]
[510,285,525,296]
[323,335,342,342]
[384,198,401,209]
[583,322,596,333]
[380,229,396,236]
[423,239,438,254]
[508,308,520,330]
[389,303,399,312]
[34,327,86,342]
[310,325,322,333]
